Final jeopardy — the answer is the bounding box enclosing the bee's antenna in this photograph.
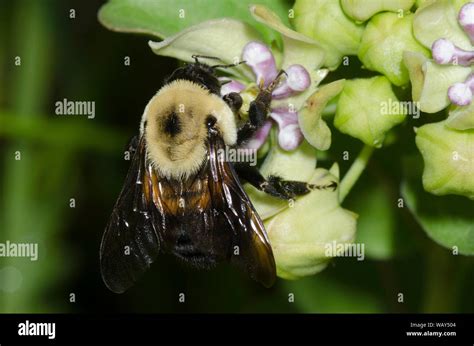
[191,55,223,64]
[212,60,246,69]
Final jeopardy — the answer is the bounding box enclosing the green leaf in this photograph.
[401,156,474,255]
[98,0,291,43]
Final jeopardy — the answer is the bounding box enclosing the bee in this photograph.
[100,55,336,293]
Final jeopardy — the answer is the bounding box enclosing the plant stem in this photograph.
[339,144,374,203]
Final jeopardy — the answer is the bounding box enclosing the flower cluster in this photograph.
[431,3,474,106]
[403,0,474,199]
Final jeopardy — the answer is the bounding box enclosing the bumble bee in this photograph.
[100,56,336,293]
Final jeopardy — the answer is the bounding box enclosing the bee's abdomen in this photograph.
[167,211,233,269]
[158,176,211,216]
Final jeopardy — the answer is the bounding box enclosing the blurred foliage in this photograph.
[402,156,474,255]
[0,0,473,314]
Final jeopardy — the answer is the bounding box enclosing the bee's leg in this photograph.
[223,92,243,113]
[237,71,286,145]
[265,175,338,199]
[235,162,337,200]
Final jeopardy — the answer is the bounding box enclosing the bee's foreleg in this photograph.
[236,95,270,145]
[237,71,286,145]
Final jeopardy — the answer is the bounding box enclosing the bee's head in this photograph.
[165,55,245,96]
[165,57,221,96]
[141,79,237,179]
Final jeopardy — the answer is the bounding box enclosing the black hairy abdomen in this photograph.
[164,211,234,269]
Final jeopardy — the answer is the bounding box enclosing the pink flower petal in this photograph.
[242,42,278,87]
[219,78,246,96]
[272,64,311,99]
[244,120,273,150]
[270,107,303,150]
[448,73,474,106]
[458,3,474,44]
[432,39,456,64]
[278,124,304,151]
[270,107,299,127]
[431,38,474,66]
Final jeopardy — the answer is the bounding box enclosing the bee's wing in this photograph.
[208,132,276,287]
[100,136,164,294]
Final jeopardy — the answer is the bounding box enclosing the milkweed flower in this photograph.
[404,0,474,199]
[220,41,311,151]
[405,0,474,115]
[430,2,474,107]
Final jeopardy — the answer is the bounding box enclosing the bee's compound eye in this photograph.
[206,115,217,129]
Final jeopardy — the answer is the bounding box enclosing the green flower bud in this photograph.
[341,0,416,22]
[413,0,472,50]
[403,51,472,113]
[265,167,357,279]
[358,12,430,86]
[292,0,365,70]
[447,102,474,130]
[298,79,346,151]
[416,121,474,199]
[334,76,407,147]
